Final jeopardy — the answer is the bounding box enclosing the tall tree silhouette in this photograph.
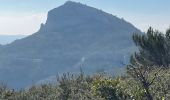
[131,27,170,68]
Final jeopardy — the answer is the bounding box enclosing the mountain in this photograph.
[0,1,141,89]
[0,35,26,45]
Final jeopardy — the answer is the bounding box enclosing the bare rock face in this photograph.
[0,1,141,89]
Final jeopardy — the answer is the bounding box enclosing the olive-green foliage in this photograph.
[56,73,102,100]
[0,70,169,100]
[118,76,146,100]
[149,69,170,99]
[0,73,130,100]
[126,67,170,100]
[91,75,130,100]
[0,73,103,100]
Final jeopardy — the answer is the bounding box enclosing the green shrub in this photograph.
[92,75,130,100]
[0,70,169,100]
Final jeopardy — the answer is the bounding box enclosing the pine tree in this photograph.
[127,27,170,100]
[131,27,170,68]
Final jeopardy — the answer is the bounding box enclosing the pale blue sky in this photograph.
[0,0,169,35]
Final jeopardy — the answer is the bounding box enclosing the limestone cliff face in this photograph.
[40,1,139,36]
[0,1,141,89]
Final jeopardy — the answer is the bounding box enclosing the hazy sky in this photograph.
[0,0,169,35]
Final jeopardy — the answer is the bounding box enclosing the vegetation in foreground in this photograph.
[0,27,170,100]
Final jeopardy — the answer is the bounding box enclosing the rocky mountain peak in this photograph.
[0,1,141,89]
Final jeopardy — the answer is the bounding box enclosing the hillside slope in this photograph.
[0,1,141,88]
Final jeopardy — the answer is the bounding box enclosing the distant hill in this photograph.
[0,1,141,89]
[0,35,26,45]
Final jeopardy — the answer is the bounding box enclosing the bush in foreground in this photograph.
[0,69,169,100]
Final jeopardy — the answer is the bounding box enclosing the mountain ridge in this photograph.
[0,35,26,45]
[0,1,141,89]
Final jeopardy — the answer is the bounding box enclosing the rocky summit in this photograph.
[0,1,141,88]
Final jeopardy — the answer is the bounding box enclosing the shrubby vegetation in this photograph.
[0,70,169,100]
[0,27,170,100]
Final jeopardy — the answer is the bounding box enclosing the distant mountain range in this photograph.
[0,1,141,89]
[0,35,26,45]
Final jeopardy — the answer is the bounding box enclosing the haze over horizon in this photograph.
[0,0,169,35]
